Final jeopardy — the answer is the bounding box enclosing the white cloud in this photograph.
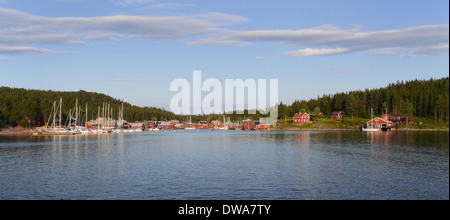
[368,48,397,56]
[143,2,192,10]
[325,67,350,73]
[400,54,418,58]
[56,0,86,2]
[109,78,131,82]
[286,48,350,57]
[0,7,447,58]
[111,0,193,10]
[0,46,55,55]
[111,0,156,6]
[0,7,246,54]
[197,24,449,57]
[411,43,449,56]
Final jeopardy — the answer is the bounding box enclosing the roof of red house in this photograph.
[367,117,394,124]
[294,113,309,118]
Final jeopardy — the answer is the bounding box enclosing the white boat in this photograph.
[363,108,381,132]
[362,126,380,132]
[78,129,92,135]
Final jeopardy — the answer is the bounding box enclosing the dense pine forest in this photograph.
[0,88,178,128]
[0,77,449,128]
[278,77,449,124]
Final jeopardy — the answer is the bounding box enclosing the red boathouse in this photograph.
[367,117,394,129]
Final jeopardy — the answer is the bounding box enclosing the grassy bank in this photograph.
[399,116,449,130]
[273,117,449,131]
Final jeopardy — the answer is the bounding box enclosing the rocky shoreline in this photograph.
[0,127,33,136]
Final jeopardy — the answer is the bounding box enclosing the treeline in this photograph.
[1,77,448,128]
[0,88,178,127]
[278,77,449,124]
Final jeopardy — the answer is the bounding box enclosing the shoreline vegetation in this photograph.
[1,118,448,136]
[1,77,449,135]
[272,117,449,131]
[1,127,448,137]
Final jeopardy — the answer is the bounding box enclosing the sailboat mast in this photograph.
[74,99,78,128]
[86,103,88,128]
[59,98,62,128]
[52,100,56,129]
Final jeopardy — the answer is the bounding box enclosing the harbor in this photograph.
[24,98,273,136]
[2,98,447,136]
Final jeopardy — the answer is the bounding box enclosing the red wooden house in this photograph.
[130,122,145,130]
[293,113,310,123]
[382,114,400,122]
[193,121,209,129]
[331,111,343,119]
[159,122,174,130]
[367,117,394,129]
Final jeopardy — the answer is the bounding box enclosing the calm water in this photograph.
[0,130,448,200]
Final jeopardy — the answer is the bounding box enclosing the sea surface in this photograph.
[0,130,448,200]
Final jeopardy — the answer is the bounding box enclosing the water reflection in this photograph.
[0,131,448,200]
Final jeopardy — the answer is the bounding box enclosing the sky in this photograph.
[0,0,448,111]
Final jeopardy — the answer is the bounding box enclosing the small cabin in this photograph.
[117,120,129,128]
[293,113,310,123]
[211,120,222,129]
[254,121,270,130]
[130,122,145,130]
[193,121,209,129]
[174,123,185,129]
[86,121,98,130]
[146,121,157,129]
[331,111,343,119]
[103,119,117,129]
[382,114,400,122]
[159,122,173,130]
[242,119,255,130]
[228,122,240,130]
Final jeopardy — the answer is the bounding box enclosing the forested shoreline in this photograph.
[278,77,449,124]
[0,88,178,128]
[0,77,448,128]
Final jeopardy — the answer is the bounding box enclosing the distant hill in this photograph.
[0,87,178,127]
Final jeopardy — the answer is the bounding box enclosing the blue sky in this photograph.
[0,0,448,110]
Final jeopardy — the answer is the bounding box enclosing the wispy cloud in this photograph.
[0,46,55,55]
[0,7,246,55]
[196,24,449,57]
[255,56,267,59]
[112,0,192,10]
[111,0,156,6]
[286,48,349,57]
[325,67,350,73]
[56,0,86,2]
[109,78,131,82]
[143,2,192,10]
[0,7,448,58]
